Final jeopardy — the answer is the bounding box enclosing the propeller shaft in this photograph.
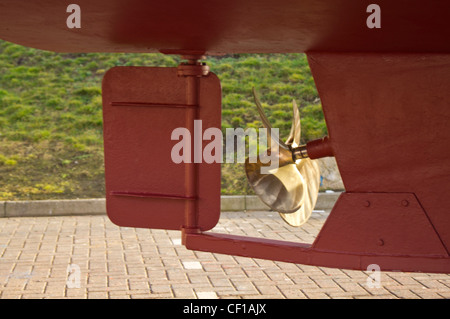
[292,136,333,161]
[292,145,309,161]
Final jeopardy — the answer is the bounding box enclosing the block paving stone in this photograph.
[0,210,449,299]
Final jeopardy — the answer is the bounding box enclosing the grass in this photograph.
[0,39,327,200]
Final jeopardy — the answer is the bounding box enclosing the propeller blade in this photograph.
[245,89,321,227]
[279,159,320,227]
[252,88,289,150]
[286,99,301,147]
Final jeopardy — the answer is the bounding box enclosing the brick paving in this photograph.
[0,210,449,299]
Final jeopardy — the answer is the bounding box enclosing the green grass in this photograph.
[0,40,327,200]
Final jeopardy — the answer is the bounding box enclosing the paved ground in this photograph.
[0,210,449,299]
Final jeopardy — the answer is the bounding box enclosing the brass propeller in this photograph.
[245,89,321,227]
